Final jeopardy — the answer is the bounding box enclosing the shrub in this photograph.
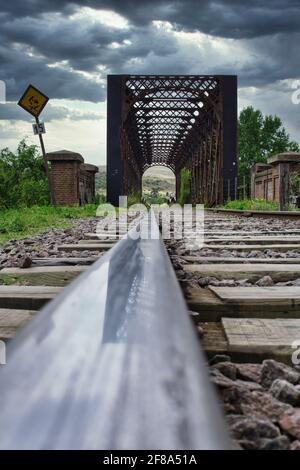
[289,172,300,196]
[0,139,49,209]
[127,191,141,207]
[178,168,191,206]
[93,193,106,205]
[221,199,279,211]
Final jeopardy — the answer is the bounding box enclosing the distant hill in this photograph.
[96,166,175,195]
[143,166,175,180]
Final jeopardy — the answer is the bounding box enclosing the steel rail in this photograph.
[0,211,230,450]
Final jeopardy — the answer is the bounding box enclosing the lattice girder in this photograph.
[111,75,237,206]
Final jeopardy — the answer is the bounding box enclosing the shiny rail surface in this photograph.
[208,208,300,219]
[0,212,230,450]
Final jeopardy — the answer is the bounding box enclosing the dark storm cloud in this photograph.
[0,0,300,38]
[0,0,299,118]
[0,102,103,121]
[0,12,129,71]
[85,26,178,72]
[0,7,177,72]
[237,31,300,87]
[0,38,106,102]
[0,3,180,104]
[1,0,300,38]
[98,0,300,38]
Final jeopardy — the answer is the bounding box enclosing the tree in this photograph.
[0,139,49,209]
[238,106,299,179]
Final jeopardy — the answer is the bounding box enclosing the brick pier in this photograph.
[46,150,98,205]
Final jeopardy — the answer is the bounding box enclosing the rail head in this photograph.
[0,211,230,450]
[208,208,300,218]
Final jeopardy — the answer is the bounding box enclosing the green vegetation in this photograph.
[0,275,27,286]
[95,165,106,196]
[93,193,106,205]
[0,140,107,244]
[0,204,99,245]
[220,199,279,211]
[221,198,300,212]
[127,191,142,207]
[289,171,300,196]
[0,140,49,209]
[96,166,176,199]
[178,168,191,206]
[142,188,169,206]
[238,106,299,180]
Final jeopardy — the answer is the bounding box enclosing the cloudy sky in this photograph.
[0,0,299,166]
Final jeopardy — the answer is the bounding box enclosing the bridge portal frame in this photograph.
[107,74,237,206]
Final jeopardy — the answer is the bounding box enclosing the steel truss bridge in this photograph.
[107,75,237,206]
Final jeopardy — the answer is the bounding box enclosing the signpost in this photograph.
[32,122,46,135]
[18,84,49,118]
[18,84,54,203]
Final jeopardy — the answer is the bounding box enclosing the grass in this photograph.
[0,275,26,286]
[0,204,100,246]
[219,199,279,211]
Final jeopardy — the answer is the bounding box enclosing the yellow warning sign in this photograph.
[18,84,49,118]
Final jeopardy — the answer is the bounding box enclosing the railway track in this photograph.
[168,212,300,363]
[1,209,300,449]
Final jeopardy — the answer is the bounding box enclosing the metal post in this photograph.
[106,75,125,206]
[243,175,246,200]
[234,176,237,200]
[35,116,54,204]
[222,76,238,203]
[227,179,230,201]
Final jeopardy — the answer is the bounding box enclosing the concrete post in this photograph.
[278,162,289,211]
